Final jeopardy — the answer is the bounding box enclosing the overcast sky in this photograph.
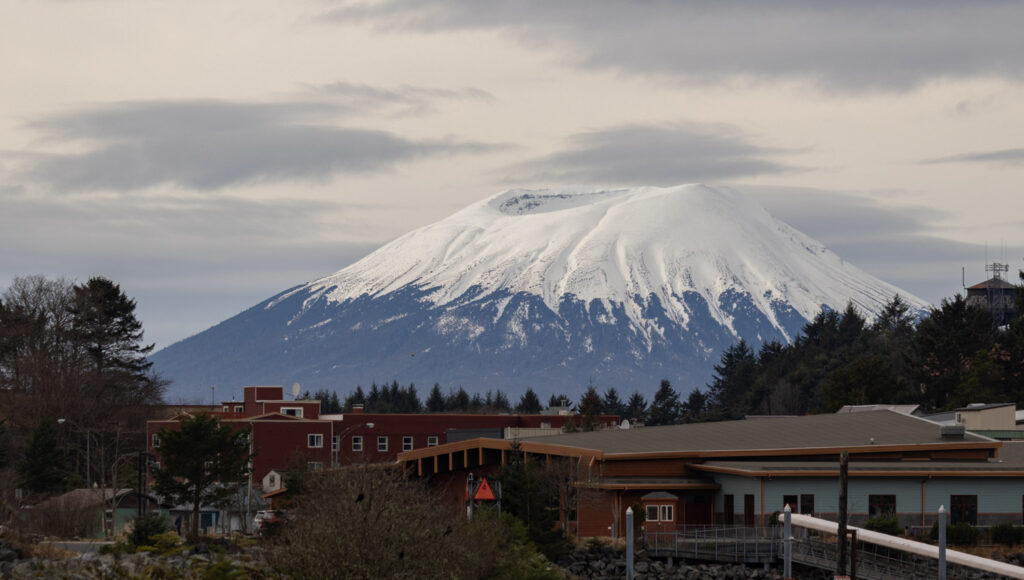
[3,0,1023,351]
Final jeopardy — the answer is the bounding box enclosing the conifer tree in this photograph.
[153,414,250,539]
[548,393,570,409]
[517,389,542,414]
[624,392,647,423]
[647,380,681,426]
[328,391,342,414]
[493,390,512,412]
[706,340,756,420]
[448,387,470,412]
[343,386,366,412]
[425,384,446,412]
[680,388,707,422]
[18,420,67,493]
[577,385,603,431]
[71,277,162,407]
[601,388,625,418]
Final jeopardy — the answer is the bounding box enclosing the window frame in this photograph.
[645,505,659,522]
[152,433,160,448]
[352,435,363,452]
[308,433,324,448]
[402,436,414,451]
[951,495,978,525]
[660,504,674,522]
[799,494,815,515]
[377,435,388,452]
[869,494,897,518]
[427,436,439,447]
[281,407,304,418]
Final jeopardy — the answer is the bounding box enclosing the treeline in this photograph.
[0,275,164,498]
[694,287,1024,420]
[307,281,1024,425]
[307,382,526,414]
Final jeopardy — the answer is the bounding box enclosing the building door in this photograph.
[684,494,713,525]
[744,494,755,527]
[724,494,734,525]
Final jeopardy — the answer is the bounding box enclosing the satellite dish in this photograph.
[292,383,301,398]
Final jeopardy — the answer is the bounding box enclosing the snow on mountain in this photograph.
[153,184,928,403]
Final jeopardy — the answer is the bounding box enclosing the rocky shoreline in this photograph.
[555,546,833,580]
[5,538,1023,579]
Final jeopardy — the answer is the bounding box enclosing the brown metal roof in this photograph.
[694,456,1024,477]
[524,410,995,457]
[967,277,1017,290]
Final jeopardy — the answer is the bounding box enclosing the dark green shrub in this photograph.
[992,523,1024,546]
[130,512,169,548]
[931,521,979,546]
[864,516,901,536]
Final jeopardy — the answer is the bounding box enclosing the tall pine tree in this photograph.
[647,380,681,426]
[624,392,648,423]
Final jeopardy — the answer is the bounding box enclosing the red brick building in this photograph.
[147,385,618,485]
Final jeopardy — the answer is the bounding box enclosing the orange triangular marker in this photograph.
[473,477,496,501]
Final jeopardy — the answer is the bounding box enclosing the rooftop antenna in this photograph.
[211,385,215,406]
[985,261,1010,326]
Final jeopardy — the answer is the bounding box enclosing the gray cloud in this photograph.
[324,1,1024,91]
[0,191,382,349]
[923,148,1024,167]
[307,81,494,116]
[20,99,498,192]
[507,122,792,185]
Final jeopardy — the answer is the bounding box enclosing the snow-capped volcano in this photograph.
[153,185,927,403]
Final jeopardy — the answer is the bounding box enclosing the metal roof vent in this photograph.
[941,425,966,439]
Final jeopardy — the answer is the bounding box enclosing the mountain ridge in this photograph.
[152,184,927,403]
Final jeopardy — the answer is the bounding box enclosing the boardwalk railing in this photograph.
[645,524,1016,580]
[645,525,781,563]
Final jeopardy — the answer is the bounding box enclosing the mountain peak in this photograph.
[156,184,927,402]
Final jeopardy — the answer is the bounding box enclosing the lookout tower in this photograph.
[965,262,1017,326]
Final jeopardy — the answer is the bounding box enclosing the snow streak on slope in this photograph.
[284,184,922,344]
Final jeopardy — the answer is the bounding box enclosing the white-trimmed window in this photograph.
[222,406,229,412]
[402,436,413,451]
[332,435,339,451]
[152,433,160,448]
[645,505,659,521]
[377,436,388,452]
[281,407,303,418]
[234,405,244,413]
[308,461,323,471]
[427,436,439,447]
[660,505,674,522]
[352,435,363,452]
[308,434,323,448]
